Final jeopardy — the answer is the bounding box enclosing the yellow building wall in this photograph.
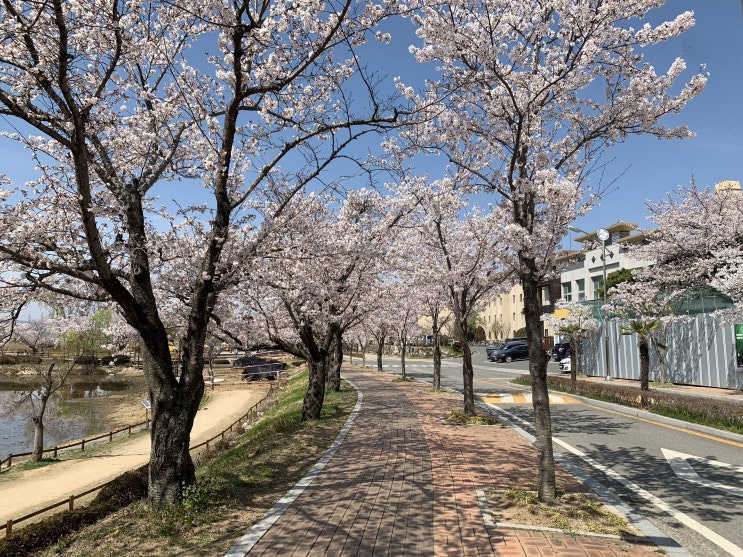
[478,283,526,341]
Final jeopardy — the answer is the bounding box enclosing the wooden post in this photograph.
[6,518,12,536]
[69,495,75,511]
[81,440,85,451]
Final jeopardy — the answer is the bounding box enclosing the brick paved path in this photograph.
[229,367,673,557]
[235,370,434,556]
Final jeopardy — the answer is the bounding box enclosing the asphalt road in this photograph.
[372,348,743,557]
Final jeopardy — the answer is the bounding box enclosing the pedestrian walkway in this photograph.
[227,367,676,557]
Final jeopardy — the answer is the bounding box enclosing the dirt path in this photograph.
[0,385,269,531]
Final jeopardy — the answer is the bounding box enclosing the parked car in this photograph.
[559,357,571,373]
[489,342,529,363]
[233,354,286,381]
[551,342,570,361]
[485,343,504,361]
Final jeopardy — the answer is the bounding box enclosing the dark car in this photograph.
[551,342,570,362]
[490,342,529,363]
[234,354,286,381]
[485,343,504,361]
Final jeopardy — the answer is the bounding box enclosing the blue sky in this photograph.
[1,2,740,241]
[569,1,743,236]
[373,2,743,240]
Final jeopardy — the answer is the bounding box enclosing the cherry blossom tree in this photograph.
[23,359,77,461]
[11,318,56,356]
[631,183,743,318]
[394,179,513,412]
[605,183,743,389]
[383,278,422,381]
[418,284,451,391]
[401,0,706,501]
[619,318,666,403]
[362,299,396,372]
[0,0,401,505]
[246,189,390,419]
[345,323,374,367]
[18,313,92,461]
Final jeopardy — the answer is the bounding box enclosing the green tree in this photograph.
[58,310,112,371]
[596,268,634,300]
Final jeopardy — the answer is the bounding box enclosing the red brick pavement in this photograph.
[227,367,674,556]
[390,375,664,557]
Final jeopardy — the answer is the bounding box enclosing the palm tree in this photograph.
[620,319,667,407]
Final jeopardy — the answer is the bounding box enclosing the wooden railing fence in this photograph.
[2,380,283,538]
[1,420,150,471]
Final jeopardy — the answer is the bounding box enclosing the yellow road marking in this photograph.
[579,400,743,449]
[481,393,576,405]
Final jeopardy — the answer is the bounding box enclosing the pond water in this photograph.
[0,380,133,459]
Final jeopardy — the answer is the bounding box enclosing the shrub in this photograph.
[0,354,43,365]
[519,375,743,434]
[93,465,148,510]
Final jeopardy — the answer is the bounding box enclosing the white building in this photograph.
[559,222,651,304]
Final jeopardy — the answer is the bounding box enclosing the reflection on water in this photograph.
[0,379,132,458]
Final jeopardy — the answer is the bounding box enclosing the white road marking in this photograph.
[484,402,743,557]
[662,448,743,498]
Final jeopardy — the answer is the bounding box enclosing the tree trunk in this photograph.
[461,339,475,415]
[400,339,407,380]
[376,336,384,371]
[327,328,343,392]
[145,346,204,507]
[302,359,327,420]
[569,337,577,383]
[639,336,650,391]
[639,335,650,408]
[432,329,442,391]
[360,339,367,367]
[31,394,49,462]
[522,269,556,503]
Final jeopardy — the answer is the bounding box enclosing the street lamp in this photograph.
[568,225,612,380]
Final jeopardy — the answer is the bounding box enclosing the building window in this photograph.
[577,279,585,301]
[541,286,551,305]
[512,312,516,323]
[512,294,516,304]
[519,293,523,302]
[562,282,572,301]
[592,276,602,300]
